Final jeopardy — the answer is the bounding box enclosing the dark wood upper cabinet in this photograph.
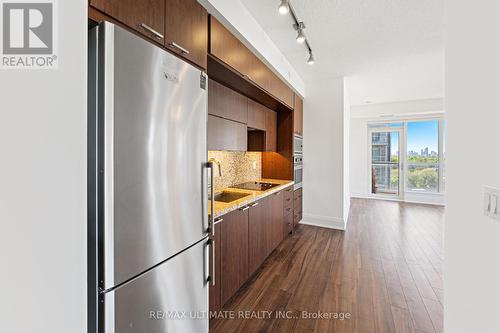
[164,0,207,69]
[208,79,248,124]
[208,115,247,151]
[209,16,294,109]
[247,99,266,131]
[90,0,165,43]
[248,197,270,275]
[268,191,284,252]
[294,94,303,136]
[247,102,277,152]
[265,108,277,152]
[220,208,249,306]
[210,17,251,77]
[209,222,221,314]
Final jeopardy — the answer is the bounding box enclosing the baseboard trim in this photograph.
[300,214,346,231]
[350,195,445,206]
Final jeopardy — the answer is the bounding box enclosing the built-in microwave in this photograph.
[294,134,303,154]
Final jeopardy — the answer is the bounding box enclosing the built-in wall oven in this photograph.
[294,145,303,190]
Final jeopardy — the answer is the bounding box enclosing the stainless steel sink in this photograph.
[212,191,250,203]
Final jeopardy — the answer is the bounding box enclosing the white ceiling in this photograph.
[240,0,444,105]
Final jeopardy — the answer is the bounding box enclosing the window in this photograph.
[406,120,440,192]
[368,118,445,198]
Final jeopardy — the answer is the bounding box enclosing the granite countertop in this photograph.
[208,178,294,220]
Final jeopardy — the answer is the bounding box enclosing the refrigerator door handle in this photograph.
[206,162,215,237]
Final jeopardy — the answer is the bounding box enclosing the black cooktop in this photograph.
[231,181,279,191]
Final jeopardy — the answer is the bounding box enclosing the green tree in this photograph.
[407,168,438,190]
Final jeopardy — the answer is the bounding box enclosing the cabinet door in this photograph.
[90,0,165,43]
[248,53,271,93]
[283,186,293,209]
[208,79,248,124]
[209,222,221,314]
[265,108,277,152]
[247,99,266,131]
[208,115,247,151]
[284,211,293,236]
[164,0,207,69]
[220,208,249,306]
[210,17,251,77]
[248,197,270,275]
[293,188,303,227]
[268,191,284,252]
[294,94,303,135]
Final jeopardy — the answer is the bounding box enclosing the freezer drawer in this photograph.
[103,238,209,333]
[96,22,209,289]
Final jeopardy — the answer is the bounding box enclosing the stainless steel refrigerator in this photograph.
[88,22,212,333]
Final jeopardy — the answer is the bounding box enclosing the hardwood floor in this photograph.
[210,198,444,333]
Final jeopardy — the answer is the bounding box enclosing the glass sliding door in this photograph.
[369,127,403,198]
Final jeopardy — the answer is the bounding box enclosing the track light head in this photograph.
[296,29,306,43]
[294,22,306,43]
[278,0,289,15]
[307,52,315,65]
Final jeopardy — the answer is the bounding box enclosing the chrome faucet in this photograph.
[208,157,223,177]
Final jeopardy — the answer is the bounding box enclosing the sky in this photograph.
[407,120,439,152]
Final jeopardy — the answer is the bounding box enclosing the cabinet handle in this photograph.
[274,191,282,196]
[214,217,223,224]
[207,162,215,237]
[240,206,250,211]
[250,202,259,207]
[139,23,164,39]
[168,41,190,55]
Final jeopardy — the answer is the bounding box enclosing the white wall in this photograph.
[198,0,305,97]
[343,82,351,219]
[349,98,445,205]
[0,1,87,332]
[445,1,500,332]
[302,77,348,230]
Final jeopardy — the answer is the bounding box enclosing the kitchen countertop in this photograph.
[209,179,294,220]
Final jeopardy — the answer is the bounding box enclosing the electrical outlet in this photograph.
[484,187,500,221]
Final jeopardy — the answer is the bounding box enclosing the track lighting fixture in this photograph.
[294,22,306,43]
[278,1,315,65]
[278,0,289,15]
[307,52,315,65]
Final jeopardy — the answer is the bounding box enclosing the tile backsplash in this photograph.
[208,151,262,191]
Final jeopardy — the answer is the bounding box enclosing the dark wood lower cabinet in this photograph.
[210,188,291,315]
[293,188,303,228]
[220,208,249,306]
[248,198,270,275]
[268,191,284,252]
